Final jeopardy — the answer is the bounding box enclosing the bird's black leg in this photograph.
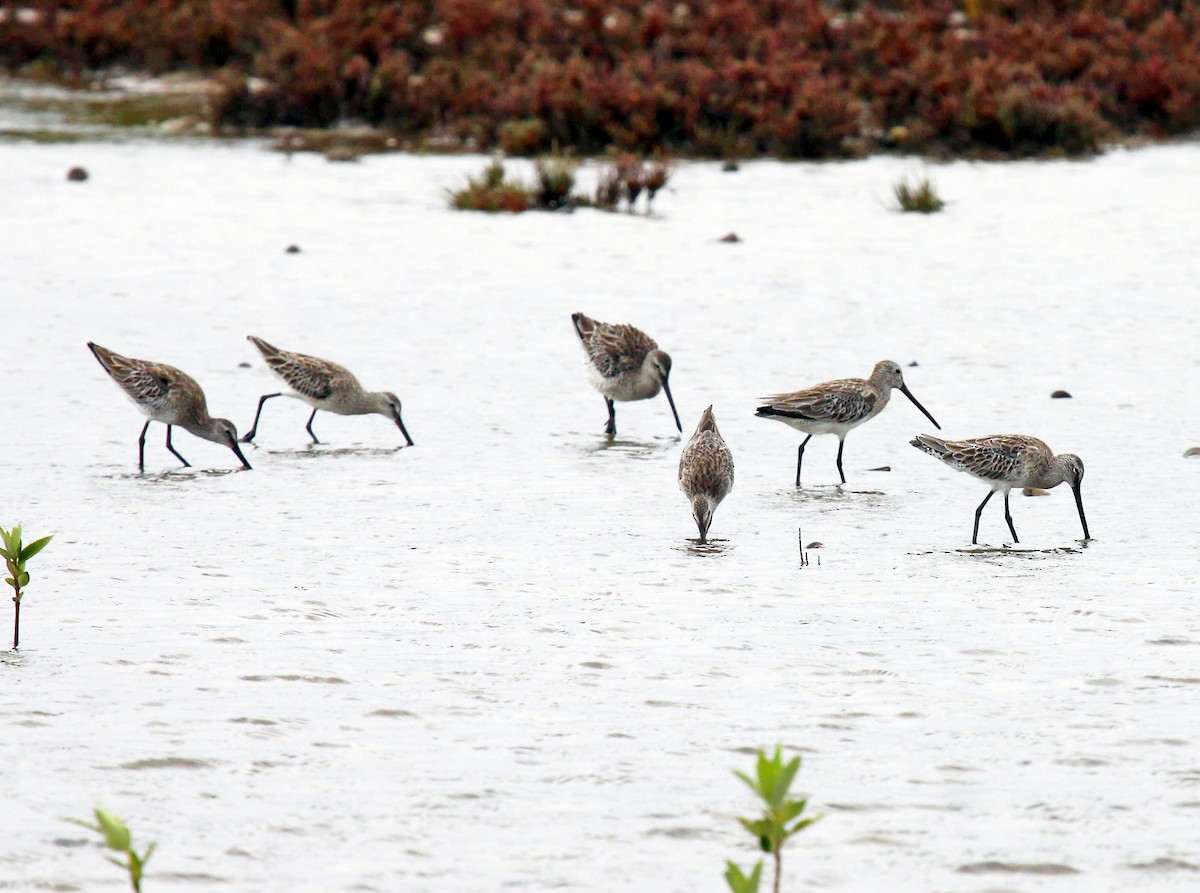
[137,420,151,473]
[305,409,321,444]
[1003,492,1019,543]
[241,392,282,443]
[165,425,191,468]
[835,438,847,485]
[972,490,996,544]
[604,398,616,436]
[795,435,812,487]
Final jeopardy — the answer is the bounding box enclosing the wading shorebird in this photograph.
[87,342,252,472]
[756,360,939,485]
[678,405,734,541]
[911,434,1089,545]
[571,312,681,436]
[240,336,413,446]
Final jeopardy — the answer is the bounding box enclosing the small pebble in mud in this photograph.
[285,244,301,254]
[1184,447,1200,458]
[1051,389,1072,398]
[722,160,740,172]
[908,360,919,367]
[867,465,891,472]
[66,166,88,181]
[719,231,741,243]
[805,542,823,549]
[237,361,252,369]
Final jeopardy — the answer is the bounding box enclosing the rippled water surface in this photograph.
[2,139,1199,891]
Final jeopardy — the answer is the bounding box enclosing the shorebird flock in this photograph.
[89,313,1091,547]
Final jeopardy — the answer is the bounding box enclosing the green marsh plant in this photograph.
[726,747,822,893]
[893,175,945,213]
[69,808,156,892]
[1,525,52,650]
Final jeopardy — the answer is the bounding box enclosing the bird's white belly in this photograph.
[588,367,660,402]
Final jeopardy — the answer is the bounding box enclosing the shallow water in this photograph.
[2,137,1199,891]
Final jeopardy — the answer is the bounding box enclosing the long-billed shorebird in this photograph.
[571,312,681,436]
[911,434,1089,544]
[756,360,939,485]
[87,342,252,472]
[240,336,413,446]
[678,405,734,541]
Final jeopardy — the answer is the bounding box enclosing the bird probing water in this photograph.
[87,342,251,472]
[911,433,1089,544]
[678,406,734,541]
[571,312,681,436]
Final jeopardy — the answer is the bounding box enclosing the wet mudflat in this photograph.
[1,137,1198,890]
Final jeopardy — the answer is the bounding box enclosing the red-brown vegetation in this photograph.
[3,1,1199,158]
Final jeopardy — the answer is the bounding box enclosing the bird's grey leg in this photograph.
[835,438,847,485]
[305,409,321,444]
[604,398,616,436]
[164,425,191,468]
[241,392,282,443]
[1003,492,1019,543]
[137,420,151,473]
[795,435,812,487]
[973,490,996,544]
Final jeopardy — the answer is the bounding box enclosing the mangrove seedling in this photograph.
[0,525,52,650]
[728,747,822,893]
[69,808,156,892]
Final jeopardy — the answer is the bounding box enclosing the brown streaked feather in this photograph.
[572,312,658,379]
[248,335,360,401]
[913,434,1050,482]
[88,343,208,417]
[760,379,878,425]
[679,408,734,501]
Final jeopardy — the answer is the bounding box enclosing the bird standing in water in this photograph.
[678,405,734,541]
[911,433,1089,544]
[240,336,413,446]
[87,342,252,472]
[571,312,681,436]
[756,360,939,485]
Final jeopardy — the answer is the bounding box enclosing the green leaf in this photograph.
[5,577,15,588]
[94,809,132,852]
[733,768,759,796]
[20,535,52,562]
[0,526,16,553]
[18,571,29,588]
[725,859,763,893]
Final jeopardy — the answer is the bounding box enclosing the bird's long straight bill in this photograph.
[396,416,414,446]
[899,383,941,430]
[228,435,253,469]
[1072,484,1090,540]
[662,379,682,433]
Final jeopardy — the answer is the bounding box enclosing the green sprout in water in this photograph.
[0,525,52,650]
[893,175,945,213]
[69,808,156,892]
[726,747,822,893]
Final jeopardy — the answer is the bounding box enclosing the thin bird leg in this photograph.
[835,438,847,484]
[604,398,616,436]
[305,408,321,444]
[795,435,812,487]
[1003,492,1019,543]
[241,392,282,443]
[164,425,191,468]
[972,490,996,544]
[137,420,151,473]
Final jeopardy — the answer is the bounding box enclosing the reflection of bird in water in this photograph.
[911,434,1089,544]
[756,360,940,485]
[571,312,681,436]
[678,406,733,542]
[241,336,413,446]
[87,342,252,473]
